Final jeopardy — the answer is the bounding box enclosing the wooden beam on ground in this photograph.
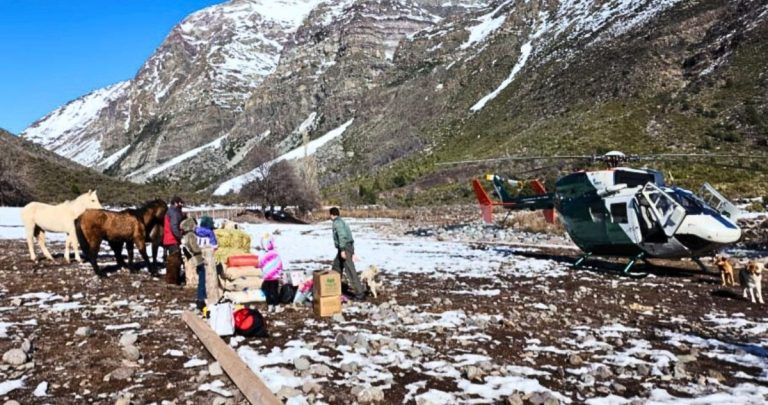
[182,311,281,405]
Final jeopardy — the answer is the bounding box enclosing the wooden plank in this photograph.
[182,311,281,405]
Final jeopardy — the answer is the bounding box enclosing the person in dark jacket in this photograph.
[163,196,184,285]
[330,207,365,301]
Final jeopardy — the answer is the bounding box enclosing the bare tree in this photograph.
[240,145,321,215]
[0,153,32,206]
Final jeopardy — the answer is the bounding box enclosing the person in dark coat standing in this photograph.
[163,196,184,285]
[330,207,365,301]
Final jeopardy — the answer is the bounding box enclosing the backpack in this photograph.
[279,284,297,304]
[233,308,268,338]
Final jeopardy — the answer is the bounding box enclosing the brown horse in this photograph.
[75,199,166,277]
[126,199,167,268]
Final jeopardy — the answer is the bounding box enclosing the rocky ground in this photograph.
[0,209,766,404]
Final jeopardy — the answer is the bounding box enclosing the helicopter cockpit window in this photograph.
[610,203,628,224]
[670,190,709,214]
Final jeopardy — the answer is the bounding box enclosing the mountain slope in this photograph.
[1,129,174,205]
[20,0,768,202]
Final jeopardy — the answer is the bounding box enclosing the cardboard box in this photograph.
[313,270,341,297]
[313,295,341,317]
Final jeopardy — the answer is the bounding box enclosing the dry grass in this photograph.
[499,211,566,235]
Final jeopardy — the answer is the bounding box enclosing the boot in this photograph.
[166,250,181,285]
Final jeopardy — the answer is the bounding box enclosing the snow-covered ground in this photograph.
[1,206,766,403]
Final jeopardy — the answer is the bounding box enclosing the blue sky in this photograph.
[0,0,226,134]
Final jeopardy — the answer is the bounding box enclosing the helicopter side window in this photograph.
[589,200,608,222]
[610,203,628,224]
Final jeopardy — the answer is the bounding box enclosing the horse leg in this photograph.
[36,230,55,261]
[136,238,156,276]
[66,225,83,264]
[126,241,138,273]
[25,225,37,262]
[109,241,127,270]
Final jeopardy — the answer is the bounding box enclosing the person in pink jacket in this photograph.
[259,233,283,311]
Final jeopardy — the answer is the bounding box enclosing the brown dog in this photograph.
[714,255,734,286]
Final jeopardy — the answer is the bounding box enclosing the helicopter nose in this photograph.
[678,215,741,244]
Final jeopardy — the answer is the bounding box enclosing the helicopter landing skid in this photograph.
[622,252,649,279]
[572,252,592,268]
[572,251,649,279]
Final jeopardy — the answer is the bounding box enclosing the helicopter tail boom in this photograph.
[472,176,557,224]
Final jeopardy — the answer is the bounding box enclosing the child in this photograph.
[180,217,206,311]
[259,233,283,312]
[195,215,218,249]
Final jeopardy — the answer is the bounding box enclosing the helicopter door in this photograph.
[641,183,686,237]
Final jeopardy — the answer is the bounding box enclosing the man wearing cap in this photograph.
[163,196,185,285]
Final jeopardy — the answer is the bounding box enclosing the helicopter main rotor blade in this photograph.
[436,155,592,166]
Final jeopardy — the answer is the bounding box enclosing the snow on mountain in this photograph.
[21,81,130,166]
[214,118,354,195]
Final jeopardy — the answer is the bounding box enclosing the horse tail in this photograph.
[74,216,89,260]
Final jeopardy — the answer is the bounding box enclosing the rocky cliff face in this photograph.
[20,0,768,199]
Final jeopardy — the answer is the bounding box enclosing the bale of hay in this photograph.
[219,276,263,291]
[223,289,265,304]
[214,229,251,251]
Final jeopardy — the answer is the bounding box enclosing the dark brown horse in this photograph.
[130,199,167,268]
[75,199,167,277]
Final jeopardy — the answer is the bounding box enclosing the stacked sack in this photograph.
[213,228,251,263]
[221,254,266,304]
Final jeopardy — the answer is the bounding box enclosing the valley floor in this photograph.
[0,211,766,404]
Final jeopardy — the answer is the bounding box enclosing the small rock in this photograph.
[674,363,688,379]
[335,333,355,346]
[4,401,21,405]
[122,345,140,361]
[464,365,484,382]
[208,362,223,376]
[75,327,94,337]
[108,367,135,381]
[2,349,26,366]
[21,339,32,353]
[636,364,651,377]
[276,386,301,399]
[568,354,583,366]
[309,363,332,376]
[331,313,345,323]
[677,354,697,363]
[357,386,384,403]
[294,357,311,371]
[340,362,359,373]
[506,393,524,405]
[707,369,726,382]
[119,332,138,347]
[302,381,322,394]
[612,382,626,393]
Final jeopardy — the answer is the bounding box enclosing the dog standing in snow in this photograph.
[360,265,382,298]
[739,261,764,304]
[714,255,735,287]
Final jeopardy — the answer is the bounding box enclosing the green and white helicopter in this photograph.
[464,151,748,278]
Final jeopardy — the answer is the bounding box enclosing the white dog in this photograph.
[740,261,764,304]
[360,265,383,298]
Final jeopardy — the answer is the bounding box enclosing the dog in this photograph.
[714,255,735,287]
[360,265,383,298]
[739,260,764,304]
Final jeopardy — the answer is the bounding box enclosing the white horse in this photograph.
[21,190,103,263]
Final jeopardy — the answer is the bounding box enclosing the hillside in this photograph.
[19,0,768,204]
[0,129,182,206]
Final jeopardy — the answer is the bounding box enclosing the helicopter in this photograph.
[459,151,750,278]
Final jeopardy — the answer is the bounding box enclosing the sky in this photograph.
[0,0,226,135]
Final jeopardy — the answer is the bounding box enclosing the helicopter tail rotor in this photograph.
[472,179,495,224]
